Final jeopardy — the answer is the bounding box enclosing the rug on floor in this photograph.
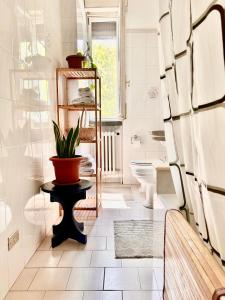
[114,219,164,258]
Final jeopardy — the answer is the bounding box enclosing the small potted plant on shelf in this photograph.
[50,120,82,185]
[66,52,86,68]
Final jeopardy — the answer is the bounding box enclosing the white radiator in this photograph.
[101,131,117,175]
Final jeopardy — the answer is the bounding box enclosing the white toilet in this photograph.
[130,160,156,208]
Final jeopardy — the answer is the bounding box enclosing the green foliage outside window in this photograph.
[92,40,118,118]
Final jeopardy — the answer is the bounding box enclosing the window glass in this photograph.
[91,21,119,119]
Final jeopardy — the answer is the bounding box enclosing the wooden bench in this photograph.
[164,210,225,300]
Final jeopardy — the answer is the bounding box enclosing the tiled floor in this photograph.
[5,183,164,300]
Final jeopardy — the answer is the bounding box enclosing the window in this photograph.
[91,21,119,119]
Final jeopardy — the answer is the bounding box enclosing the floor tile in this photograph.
[83,237,107,250]
[52,237,106,251]
[122,258,163,268]
[138,268,159,290]
[26,251,63,268]
[90,251,121,267]
[29,268,71,290]
[87,225,114,237]
[11,268,38,291]
[38,237,51,250]
[123,291,161,300]
[58,251,92,267]
[154,268,164,290]
[66,268,104,290]
[51,240,84,251]
[104,268,140,290]
[43,291,83,300]
[83,291,122,300]
[5,291,45,300]
[106,237,114,250]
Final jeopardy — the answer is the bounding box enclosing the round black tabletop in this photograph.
[41,179,93,195]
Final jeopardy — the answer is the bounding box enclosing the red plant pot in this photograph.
[50,156,83,185]
[66,55,85,68]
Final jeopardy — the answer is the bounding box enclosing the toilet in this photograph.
[130,160,156,208]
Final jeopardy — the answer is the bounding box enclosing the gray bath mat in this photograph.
[114,219,164,258]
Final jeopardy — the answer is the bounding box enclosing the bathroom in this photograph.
[0,0,225,299]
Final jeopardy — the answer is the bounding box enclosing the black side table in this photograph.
[41,179,92,248]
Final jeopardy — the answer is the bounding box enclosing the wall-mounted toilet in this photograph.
[130,160,156,208]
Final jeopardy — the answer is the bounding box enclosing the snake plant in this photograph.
[52,120,80,158]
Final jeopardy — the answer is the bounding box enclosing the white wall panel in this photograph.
[165,68,179,116]
[198,107,225,189]
[164,121,178,163]
[0,0,75,298]
[191,0,217,23]
[175,51,192,114]
[160,14,174,67]
[170,165,185,208]
[173,119,184,164]
[192,9,225,108]
[171,0,191,54]
[180,116,194,172]
[159,0,170,17]
[160,78,171,120]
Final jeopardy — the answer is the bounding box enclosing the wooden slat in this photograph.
[164,210,225,300]
[56,68,100,79]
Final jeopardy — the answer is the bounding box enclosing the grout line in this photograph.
[89,250,93,267]
[42,290,47,300]
[65,267,73,290]
[56,250,64,267]
[27,267,40,291]
[103,267,106,290]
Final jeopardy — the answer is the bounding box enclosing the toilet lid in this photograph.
[130,160,152,166]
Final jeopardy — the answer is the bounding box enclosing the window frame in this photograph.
[88,17,122,121]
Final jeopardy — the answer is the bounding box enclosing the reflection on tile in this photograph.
[58,251,92,267]
[106,237,115,250]
[11,268,38,291]
[67,268,104,291]
[90,251,121,268]
[26,251,63,268]
[122,258,163,268]
[5,291,45,300]
[123,291,161,300]
[83,291,122,300]
[138,268,158,290]
[29,268,71,290]
[104,268,140,290]
[154,268,164,290]
[43,291,83,300]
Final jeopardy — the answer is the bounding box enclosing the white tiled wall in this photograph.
[123,30,165,184]
[0,0,76,298]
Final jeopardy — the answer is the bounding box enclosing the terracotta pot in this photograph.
[66,55,85,68]
[50,156,82,184]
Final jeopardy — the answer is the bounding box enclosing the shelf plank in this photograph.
[56,68,100,79]
[74,196,101,211]
[80,173,97,178]
[58,104,100,111]
[80,140,97,144]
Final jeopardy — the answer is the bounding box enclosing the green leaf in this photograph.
[68,119,80,157]
[52,119,80,158]
[66,128,73,157]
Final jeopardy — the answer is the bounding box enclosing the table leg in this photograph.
[51,195,87,248]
